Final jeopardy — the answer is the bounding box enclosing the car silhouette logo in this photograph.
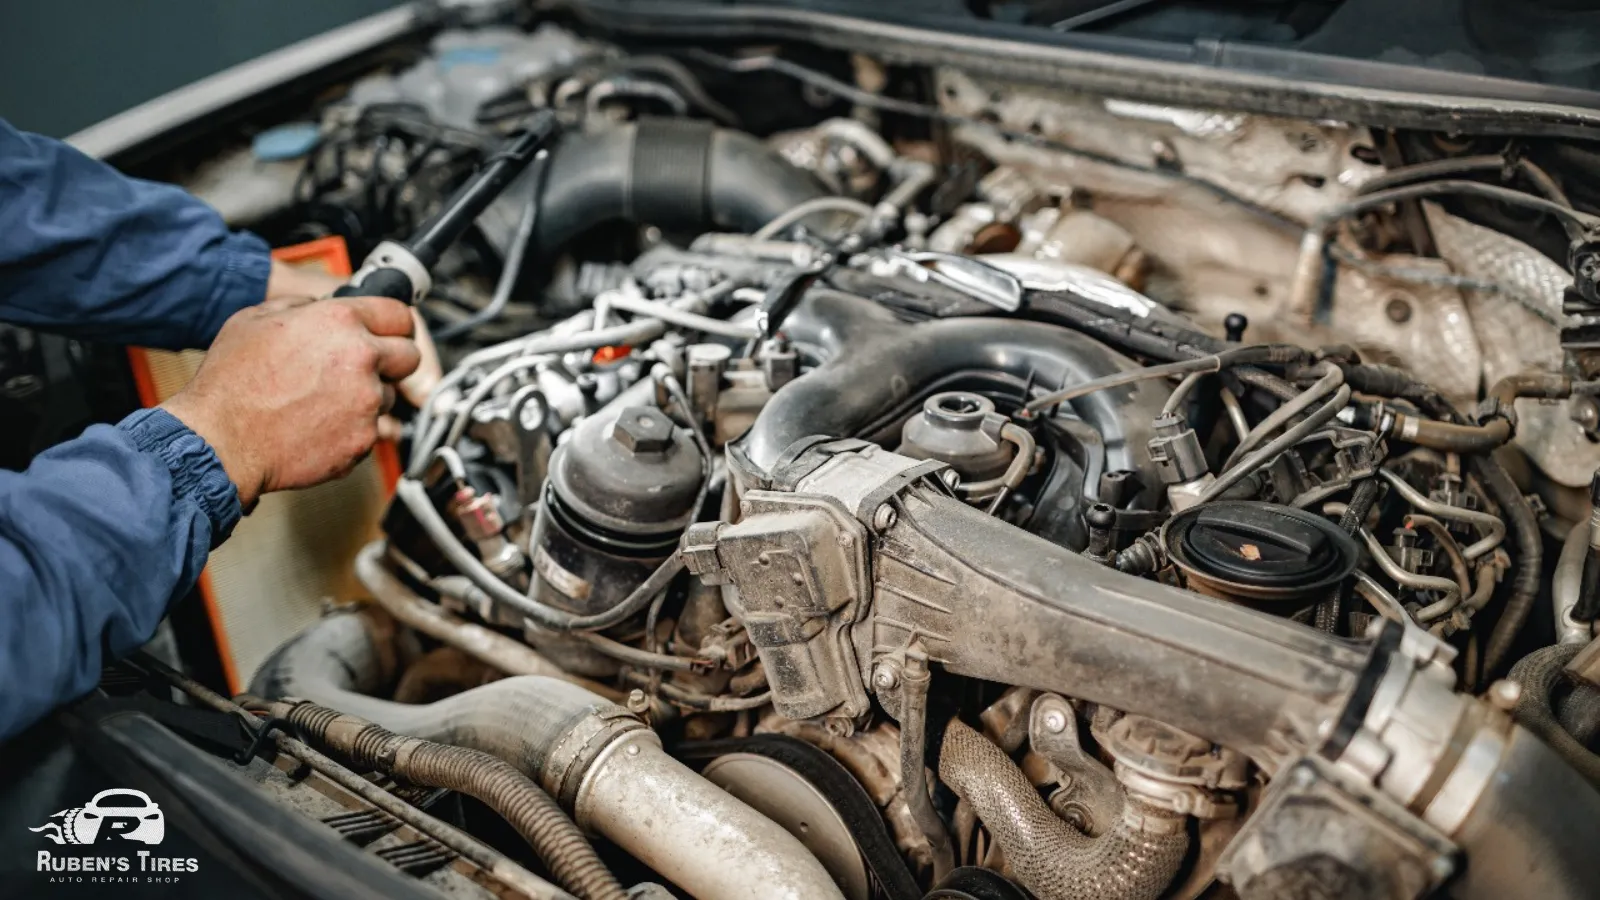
[29,789,165,845]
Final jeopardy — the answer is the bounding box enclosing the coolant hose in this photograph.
[267,699,626,900]
[253,618,845,900]
[937,719,1187,900]
[1478,457,1543,680]
[489,118,828,257]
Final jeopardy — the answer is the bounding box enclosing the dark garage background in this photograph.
[0,0,401,139]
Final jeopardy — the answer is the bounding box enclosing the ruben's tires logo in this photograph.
[30,789,165,846]
[29,788,198,884]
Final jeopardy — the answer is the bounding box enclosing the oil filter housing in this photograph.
[531,404,705,616]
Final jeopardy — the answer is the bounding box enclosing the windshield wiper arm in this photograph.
[1051,0,1165,31]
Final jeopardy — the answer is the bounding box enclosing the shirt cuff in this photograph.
[119,407,243,545]
[191,230,272,347]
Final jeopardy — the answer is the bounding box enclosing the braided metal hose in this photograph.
[937,719,1188,900]
[269,700,627,900]
[1508,645,1600,789]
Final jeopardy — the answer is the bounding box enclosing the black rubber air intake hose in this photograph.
[267,699,626,900]
[743,290,1173,504]
[497,118,828,256]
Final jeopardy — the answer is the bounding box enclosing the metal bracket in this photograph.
[1028,693,1126,836]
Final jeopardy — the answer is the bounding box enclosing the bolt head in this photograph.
[1085,503,1117,530]
[1041,708,1068,733]
[611,406,675,454]
[873,504,898,532]
[626,689,650,714]
[872,663,901,691]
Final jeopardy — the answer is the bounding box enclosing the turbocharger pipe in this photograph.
[938,719,1187,900]
[742,290,1172,505]
[253,619,844,900]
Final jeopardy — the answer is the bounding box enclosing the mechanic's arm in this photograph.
[0,118,338,348]
[0,296,421,740]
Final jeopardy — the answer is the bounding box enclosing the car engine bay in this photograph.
[88,5,1600,899]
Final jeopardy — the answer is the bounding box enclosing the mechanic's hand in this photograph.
[266,261,443,408]
[161,296,422,507]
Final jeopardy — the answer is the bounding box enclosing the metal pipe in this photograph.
[355,542,622,700]
[412,313,667,472]
[1554,521,1597,645]
[577,730,846,900]
[1199,384,1351,503]
[751,196,875,240]
[1219,386,1250,441]
[130,653,576,900]
[1351,570,1407,623]
[602,290,761,340]
[1026,356,1219,413]
[1223,364,1344,467]
[817,117,896,169]
[1356,527,1462,610]
[252,618,843,900]
[1377,469,1505,560]
[268,698,628,900]
[1161,369,1208,418]
[1403,514,1472,598]
[895,650,953,881]
[1288,180,1598,317]
[878,489,1369,770]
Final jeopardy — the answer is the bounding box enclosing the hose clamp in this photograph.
[541,707,650,808]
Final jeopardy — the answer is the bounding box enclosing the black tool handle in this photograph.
[333,267,415,301]
[408,110,559,270]
[336,110,561,303]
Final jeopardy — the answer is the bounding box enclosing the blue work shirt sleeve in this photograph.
[0,117,271,349]
[0,118,261,740]
[0,409,241,741]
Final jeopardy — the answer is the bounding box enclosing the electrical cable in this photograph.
[1223,365,1345,468]
[395,477,685,632]
[751,196,876,240]
[1355,153,1571,207]
[1024,356,1221,413]
[434,176,541,341]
